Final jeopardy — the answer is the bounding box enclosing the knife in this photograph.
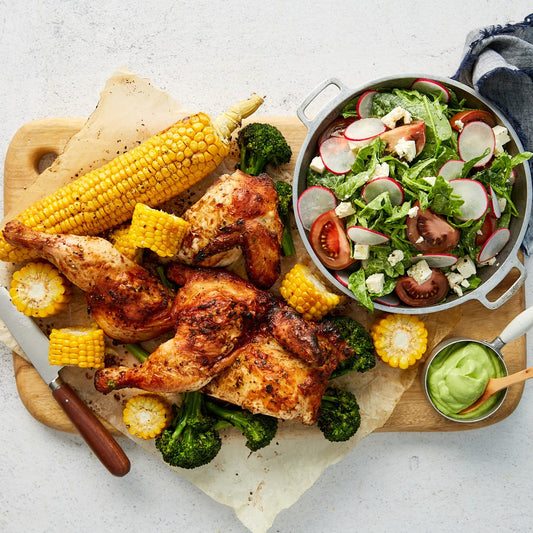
[0,287,130,476]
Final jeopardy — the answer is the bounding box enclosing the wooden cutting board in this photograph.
[2,118,527,434]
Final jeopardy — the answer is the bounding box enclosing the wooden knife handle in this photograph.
[51,380,131,476]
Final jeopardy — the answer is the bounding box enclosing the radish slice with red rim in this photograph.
[344,118,387,141]
[333,268,355,288]
[411,78,450,103]
[410,254,458,268]
[357,90,379,118]
[438,159,465,181]
[449,179,489,221]
[477,228,510,262]
[374,293,401,307]
[297,186,338,230]
[489,186,501,219]
[319,136,356,175]
[509,169,516,186]
[347,226,390,245]
[458,121,495,167]
[362,177,404,206]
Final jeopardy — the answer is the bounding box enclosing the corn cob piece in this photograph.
[48,326,106,368]
[0,94,264,263]
[9,261,72,317]
[370,314,428,369]
[129,203,189,257]
[280,263,342,321]
[122,393,172,439]
[107,224,141,262]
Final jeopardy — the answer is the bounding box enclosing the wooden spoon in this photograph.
[459,366,533,415]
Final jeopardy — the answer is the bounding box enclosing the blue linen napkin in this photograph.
[453,14,533,254]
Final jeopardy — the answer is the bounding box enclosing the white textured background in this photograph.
[1,1,532,532]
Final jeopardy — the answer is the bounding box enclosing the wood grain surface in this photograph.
[2,118,527,434]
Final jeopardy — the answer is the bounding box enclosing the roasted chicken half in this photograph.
[94,263,324,394]
[176,170,283,289]
[3,221,174,343]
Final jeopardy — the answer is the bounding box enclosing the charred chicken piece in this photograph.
[176,170,283,289]
[2,221,174,343]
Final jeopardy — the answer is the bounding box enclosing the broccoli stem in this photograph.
[126,343,149,363]
[204,400,248,431]
[280,219,296,256]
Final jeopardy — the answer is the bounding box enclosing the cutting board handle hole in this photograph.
[37,152,58,174]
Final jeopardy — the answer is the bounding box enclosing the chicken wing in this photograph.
[176,170,283,289]
[3,221,174,343]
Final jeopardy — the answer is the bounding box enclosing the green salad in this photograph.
[299,80,532,311]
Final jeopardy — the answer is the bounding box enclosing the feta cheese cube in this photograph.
[394,137,417,162]
[493,125,511,155]
[446,271,465,297]
[366,273,385,294]
[352,244,370,260]
[408,205,419,218]
[456,256,476,279]
[310,156,326,174]
[380,106,412,129]
[371,162,390,178]
[387,249,404,267]
[460,279,470,288]
[422,176,437,186]
[407,259,432,285]
[335,201,355,218]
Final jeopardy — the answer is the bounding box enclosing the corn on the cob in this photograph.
[370,314,428,369]
[129,203,189,257]
[48,326,106,368]
[122,393,172,439]
[107,224,140,262]
[280,263,342,321]
[9,262,72,317]
[0,94,264,263]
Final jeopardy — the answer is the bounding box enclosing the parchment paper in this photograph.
[0,68,460,533]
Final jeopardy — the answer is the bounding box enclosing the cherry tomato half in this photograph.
[309,209,355,270]
[380,120,426,158]
[406,202,460,253]
[475,214,497,247]
[449,110,496,131]
[395,268,449,307]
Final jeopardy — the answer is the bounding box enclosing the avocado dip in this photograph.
[426,341,506,419]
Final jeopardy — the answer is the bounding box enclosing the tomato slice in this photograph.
[380,120,426,157]
[406,202,460,253]
[318,117,356,146]
[449,110,496,131]
[395,268,449,307]
[309,209,355,270]
[475,214,497,247]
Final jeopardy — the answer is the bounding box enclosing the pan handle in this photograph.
[297,78,351,130]
[477,254,527,310]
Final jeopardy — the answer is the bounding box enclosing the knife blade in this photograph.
[0,287,130,476]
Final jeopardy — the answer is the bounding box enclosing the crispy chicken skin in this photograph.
[176,170,283,289]
[3,221,174,343]
[203,320,353,425]
[94,264,324,394]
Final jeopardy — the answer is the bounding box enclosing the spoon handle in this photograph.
[488,366,533,394]
[499,306,533,345]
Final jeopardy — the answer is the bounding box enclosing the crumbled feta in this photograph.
[460,278,470,288]
[371,162,390,178]
[352,244,370,260]
[335,201,355,218]
[456,255,477,278]
[478,256,497,267]
[387,249,404,267]
[416,235,424,244]
[493,125,511,155]
[497,196,507,213]
[366,273,385,294]
[422,176,437,186]
[380,106,412,129]
[408,205,419,218]
[349,139,373,151]
[446,271,465,297]
[454,119,465,131]
[310,156,326,174]
[394,137,417,162]
[407,259,432,285]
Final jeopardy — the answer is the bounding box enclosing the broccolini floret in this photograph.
[205,398,278,451]
[237,122,292,176]
[274,181,296,256]
[317,387,361,442]
[327,315,376,378]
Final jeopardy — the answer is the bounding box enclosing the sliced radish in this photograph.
[333,268,355,288]
[297,186,338,230]
[356,90,379,118]
[509,169,516,186]
[344,117,387,141]
[319,136,356,175]
[410,254,458,268]
[477,228,510,263]
[411,78,450,103]
[489,186,501,219]
[374,293,401,307]
[347,226,390,245]
[449,179,489,221]
[361,177,404,206]
[438,159,465,181]
[458,121,495,167]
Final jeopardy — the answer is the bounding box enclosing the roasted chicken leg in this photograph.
[3,221,174,343]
